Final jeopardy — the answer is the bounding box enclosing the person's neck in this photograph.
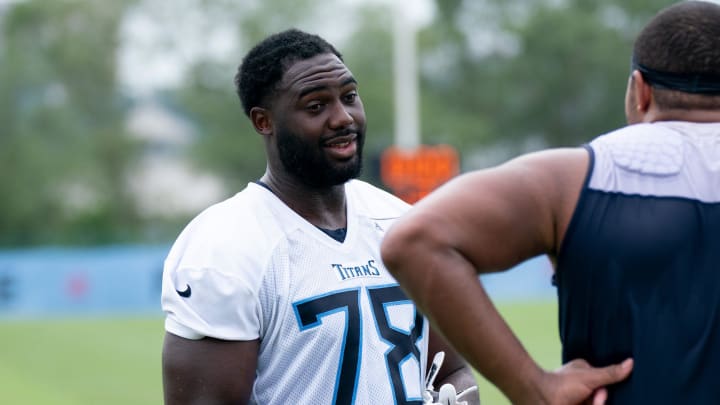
[259,174,348,230]
[643,108,720,123]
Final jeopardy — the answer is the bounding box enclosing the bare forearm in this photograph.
[383,231,545,403]
[420,258,544,403]
[388,243,634,404]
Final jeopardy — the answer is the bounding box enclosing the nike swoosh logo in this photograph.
[176,284,191,298]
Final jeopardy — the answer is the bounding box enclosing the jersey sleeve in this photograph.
[161,197,271,341]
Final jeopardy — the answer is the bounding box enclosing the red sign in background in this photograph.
[380,144,460,204]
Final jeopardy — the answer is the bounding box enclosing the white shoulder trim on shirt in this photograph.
[588,121,720,202]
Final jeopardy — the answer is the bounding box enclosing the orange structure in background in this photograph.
[380,144,460,204]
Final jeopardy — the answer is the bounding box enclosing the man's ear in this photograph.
[250,106,273,135]
[631,70,653,113]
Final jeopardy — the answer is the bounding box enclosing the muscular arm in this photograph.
[428,329,480,404]
[162,332,259,405]
[382,148,632,404]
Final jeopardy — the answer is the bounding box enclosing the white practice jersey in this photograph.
[162,179,429,405]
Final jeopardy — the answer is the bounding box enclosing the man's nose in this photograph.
[328,102,354,129]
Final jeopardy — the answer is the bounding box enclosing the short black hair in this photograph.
[235,29,343,116]
[633,1,720,109]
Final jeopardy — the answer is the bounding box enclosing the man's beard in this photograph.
[276,126,364,188]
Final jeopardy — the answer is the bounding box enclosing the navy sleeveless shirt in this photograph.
[556,121,720,403]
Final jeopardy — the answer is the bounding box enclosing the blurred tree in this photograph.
[0,0,141,246]
[417,0,678,166]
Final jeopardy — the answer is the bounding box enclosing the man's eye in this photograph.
[344,93,357,103]
[307,103,324,112]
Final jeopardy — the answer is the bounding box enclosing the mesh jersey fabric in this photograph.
[162,179,429,404]
[556,121,720,403]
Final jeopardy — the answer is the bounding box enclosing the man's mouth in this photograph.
[323,134,358,158]
[324,134,356,148]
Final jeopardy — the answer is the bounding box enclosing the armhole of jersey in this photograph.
[556,144,595,265]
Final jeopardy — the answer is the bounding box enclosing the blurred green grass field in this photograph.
[0,300,560,404]
[0,317,164,404]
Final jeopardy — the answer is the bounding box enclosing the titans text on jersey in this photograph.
[333,259,381,281]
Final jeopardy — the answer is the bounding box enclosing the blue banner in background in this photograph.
[0,245,168,318]
[0,245,555,319]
